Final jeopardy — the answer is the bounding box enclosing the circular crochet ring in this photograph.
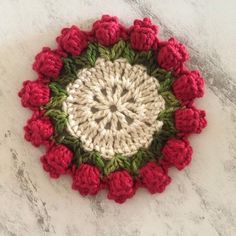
[19,15,207,204]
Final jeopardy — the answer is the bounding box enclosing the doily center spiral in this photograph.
[63,58,165,159]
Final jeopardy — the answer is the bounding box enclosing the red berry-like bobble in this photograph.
[72,164,101,196]
[107,170,134,204]
[139,162,171,194]
[92,15,126,46]
[24,110,53,147]
[157,38,189,72]
[33,47,63,79]
[173,70,204,103]
[56,25,88,56]
[129,18,158,51]
[41,144,73,178]
[18,80,50,110]
[175,107,207,134]
[162,139,193,170]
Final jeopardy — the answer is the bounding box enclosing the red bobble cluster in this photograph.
[24,111,54,147]
[33,47,62,79]
[107,170,134,204]
[56,26,88,56]
[72,164,101,196]
[129,18,158,51]
[173,70,204,104]
[175,107,207,134]
[92,15,126,46]
[157,38,189,72]
[41,144,73,178]
[18,80,50,110]
[139,162,171,194]
[162,139,192,170]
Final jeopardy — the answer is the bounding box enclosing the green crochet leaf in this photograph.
[130,149,153,175]
[161,91,180,108]
[151,68,172,81]
[86,43,98,66]
[122,43,135,64]
[45,109,68,133]
[44,82,68,110]
[159,78,174,93]
[110,40,126,60]
[62,58,77,75]
[98,44,111,60]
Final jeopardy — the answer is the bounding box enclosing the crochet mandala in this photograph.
[19,15,207,204]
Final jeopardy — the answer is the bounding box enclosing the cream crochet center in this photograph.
[63,58,165,159]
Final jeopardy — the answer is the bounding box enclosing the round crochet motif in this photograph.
[63,58,165,159]
[18,15,207,204]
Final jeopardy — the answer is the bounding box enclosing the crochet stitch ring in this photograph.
[19,15,207,204]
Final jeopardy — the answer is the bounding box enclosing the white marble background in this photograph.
[0,0,236,235]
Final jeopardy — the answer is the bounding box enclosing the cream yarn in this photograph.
[63,58,165,159]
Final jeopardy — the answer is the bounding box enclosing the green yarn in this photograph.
[45,109,67,134]
[55,134,81,152]
[122,43,135,64]
[45,82,67,110]
[97,44,111,61]
[110,40,126,60]
[130,149,154,175]
[161,91,180,108]
[63,58,77,75]
[43,40,181,175]
[159,77,174,93]
[149,107,178,156]
[85,43,98,66]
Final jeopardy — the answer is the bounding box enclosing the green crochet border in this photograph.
[44,40,180,176]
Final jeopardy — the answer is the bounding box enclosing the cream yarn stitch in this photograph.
[63,58,165,159]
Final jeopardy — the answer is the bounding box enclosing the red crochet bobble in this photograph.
[173,70,204,103]
[41,144,73,178]
[129,18,158,51]
[24,111,54,147]
[72,164,101,196]
[18,80,50,110]
[56,26,88,56]
[162,139,193,170]
[92,15,126,46]
[157,38,189,72]
[107,170,134,204]
[33,47,62,79]
[139,162,171,194]
[175,107,207,134]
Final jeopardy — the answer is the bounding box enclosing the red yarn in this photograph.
[72,164,101,195]
[107,170,134,204]
[24,110,54,147]
[161,139,192,170]
[175,107,207,134]
[139,162,171,194]
[173,70,204,104]
[36,75,51,84]
[33,47,63,79]
[157,38,189,72]
[92,15,127,46]
[41,144,73,178]
[129,18,158,51]
[18,80,50,110]
[56,25,88,56]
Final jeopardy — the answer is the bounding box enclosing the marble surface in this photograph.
[0,0,236,235]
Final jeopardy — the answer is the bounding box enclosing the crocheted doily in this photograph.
[19,15,207,203]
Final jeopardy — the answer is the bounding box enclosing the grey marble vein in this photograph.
[0,0,236,235]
